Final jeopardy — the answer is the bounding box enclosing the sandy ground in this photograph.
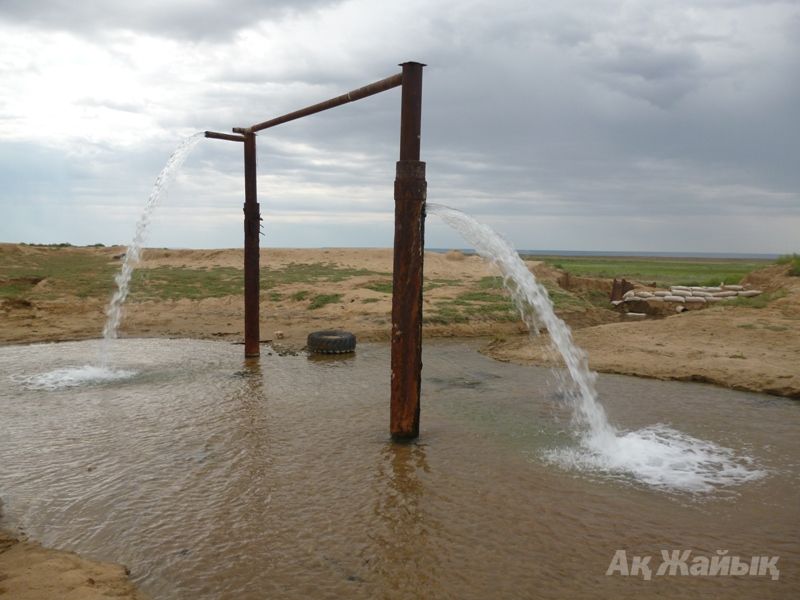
[1,245,798,398]
[487,264,800,399]
[0,247,511,345]
[0,529,149,600]
[1,246,798,597]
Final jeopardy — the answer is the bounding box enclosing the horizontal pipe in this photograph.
[234,72,403,134]
[205,131,245,142]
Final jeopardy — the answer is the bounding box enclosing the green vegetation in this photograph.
[541,281,591,310]
[776,253,800,276]
[477,276,504,289]
[0,247,118,300]
[424,272,591,325]
[424,278,464,291]
[362,297,381,304]
[362,280,393,294]
[289,290,310,302]
[425,288,517,325]
[262,262,387,288]
[728,290,787,309]
[129,266,242,300]
[424,304,470,325]
[525,255,769,287]
[308,293,342,310]
[21,242,75,248]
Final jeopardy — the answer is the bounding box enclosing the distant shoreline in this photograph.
[428,248,781,261]
[5,242,783,261]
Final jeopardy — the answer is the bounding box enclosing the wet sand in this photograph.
[0,529,149,599]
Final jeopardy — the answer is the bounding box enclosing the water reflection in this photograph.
[368,441,445,599]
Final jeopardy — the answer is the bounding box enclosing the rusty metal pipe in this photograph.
[243,132,260,357]
[233,72,403,134]
[390,62,426,440]
[205,130,245,142]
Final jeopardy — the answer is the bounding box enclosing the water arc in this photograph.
[427,202,765,492]
[102,133,204,342]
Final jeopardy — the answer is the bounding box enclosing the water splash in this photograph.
[17,365,136,391]
[102,133,204,341]
[428,203,765,492]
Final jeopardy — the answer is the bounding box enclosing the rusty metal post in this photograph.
[390,62,426,440]
[243,132,260,357]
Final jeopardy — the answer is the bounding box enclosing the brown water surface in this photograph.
[0,339,797,598]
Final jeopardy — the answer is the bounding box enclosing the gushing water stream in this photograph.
[428,203,765,492]
[102,133,204,342]
[34,133,203,384]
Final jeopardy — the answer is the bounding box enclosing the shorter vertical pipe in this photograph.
[243,132,260,357]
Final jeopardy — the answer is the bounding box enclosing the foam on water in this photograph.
[545,425,765,493]
[18,365,137,391]
[428,203,765,493]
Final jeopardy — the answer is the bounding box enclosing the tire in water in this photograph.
[307,330,357,354]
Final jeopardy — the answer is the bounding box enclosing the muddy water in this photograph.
[0,339,797,599]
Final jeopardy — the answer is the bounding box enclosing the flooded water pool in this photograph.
[0,338,797,598]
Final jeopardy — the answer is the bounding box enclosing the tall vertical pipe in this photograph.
[390,62,426,440]
[243,132,261,357]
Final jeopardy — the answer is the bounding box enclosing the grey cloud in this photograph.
[599,45,701,83]
[2,0,798,252]
[0,0,342,40]
[590,45,704,108]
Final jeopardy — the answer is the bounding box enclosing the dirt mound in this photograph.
[529,261,561,283]
[742,264,798,292]
[556,271,614,295]
[444,249,467,261]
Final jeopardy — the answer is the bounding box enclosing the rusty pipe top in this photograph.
[233,72,403,135]
[205,131,246,142]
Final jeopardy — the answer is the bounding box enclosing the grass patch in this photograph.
[0,246,118,300]
[268,291,282,302]
[290,290,310,302]
[424,278,464,291]
[362,297,380,304]
[455,290,508,304]
[362,280,393,294]
[262,262,387,289]
[426,288,517,325]
[130,266,242,300]
[727,290,787,309]
[525,255,768,287]
[584,289,613,308]
[308,293,342,310]
[477,276,504,290]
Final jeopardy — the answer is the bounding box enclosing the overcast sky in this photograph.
[1,0,798,253]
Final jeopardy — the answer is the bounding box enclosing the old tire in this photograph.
[307,330,356,354]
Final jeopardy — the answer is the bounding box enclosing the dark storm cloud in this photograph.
[0,0,341,39]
